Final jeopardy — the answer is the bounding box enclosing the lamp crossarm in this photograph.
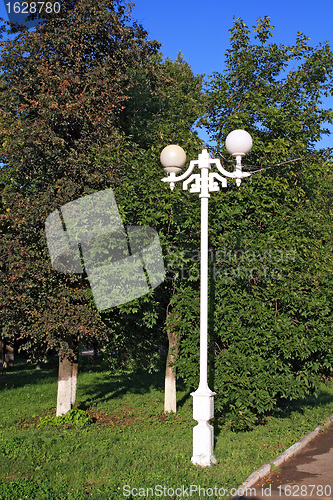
[162,157,252,184]
[209,172,227,191]
[161,159,198,184]
[213,158,251,179]
[161,153,252,192]
[183,174,201,193]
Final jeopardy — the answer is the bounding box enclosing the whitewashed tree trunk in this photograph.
[164,328,178,413]
[71,360,78,407]
[56,340,79,416]
[56,356,73,416]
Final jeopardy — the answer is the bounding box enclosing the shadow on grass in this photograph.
[79,370,163,407]
[273,388,333,420]
[1,356,192,412]
[177,390,192,410]
[212,386,333,437]
[78,364,191,409]
[0,356,59,392]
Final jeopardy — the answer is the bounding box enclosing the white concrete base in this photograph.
[191,385,216,466]
[191,421,216,466]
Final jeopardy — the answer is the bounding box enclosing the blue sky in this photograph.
[0,0,332,148]
[132,0,333,76]
[132,0,333,149]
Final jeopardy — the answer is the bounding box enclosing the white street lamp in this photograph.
[160,130,253,467]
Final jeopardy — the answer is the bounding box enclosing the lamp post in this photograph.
[160,130,253,467]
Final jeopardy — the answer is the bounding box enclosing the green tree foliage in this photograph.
[202,16,333,161]
[172,17,333,429]
[0,0,161,361]
[99,58,204,372]
[118,52,203,150]
[0,0,160,192]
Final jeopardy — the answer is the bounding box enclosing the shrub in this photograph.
[38,408,93,428]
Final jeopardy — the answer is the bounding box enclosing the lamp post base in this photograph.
[191,386,216,466]
[191,421,217,466]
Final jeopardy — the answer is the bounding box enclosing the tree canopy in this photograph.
[0,0,160,193]
[0,0,160,362]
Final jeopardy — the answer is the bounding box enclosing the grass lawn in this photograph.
[1,357,333,499]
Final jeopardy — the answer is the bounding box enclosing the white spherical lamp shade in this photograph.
[225,129,253,157]
[160,145,186,174]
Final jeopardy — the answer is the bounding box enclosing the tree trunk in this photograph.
[56,338,79,416]
[71,340,79,407]
[0,340,3,371]
[1,341,14,370]
[5,343,14,368]
[164,327,179,413]
[93,340,98,359]
[71,359,78,407]
[56,356,73,416]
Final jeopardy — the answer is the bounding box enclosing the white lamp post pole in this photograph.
[191,149,216,467]
[160,130,253,467]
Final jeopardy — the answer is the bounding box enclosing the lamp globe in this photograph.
[225,130,253,157]
[160,145,186,174]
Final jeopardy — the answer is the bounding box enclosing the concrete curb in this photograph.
[232,415,333,498]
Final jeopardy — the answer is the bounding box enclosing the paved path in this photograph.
[237,422,333,500]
